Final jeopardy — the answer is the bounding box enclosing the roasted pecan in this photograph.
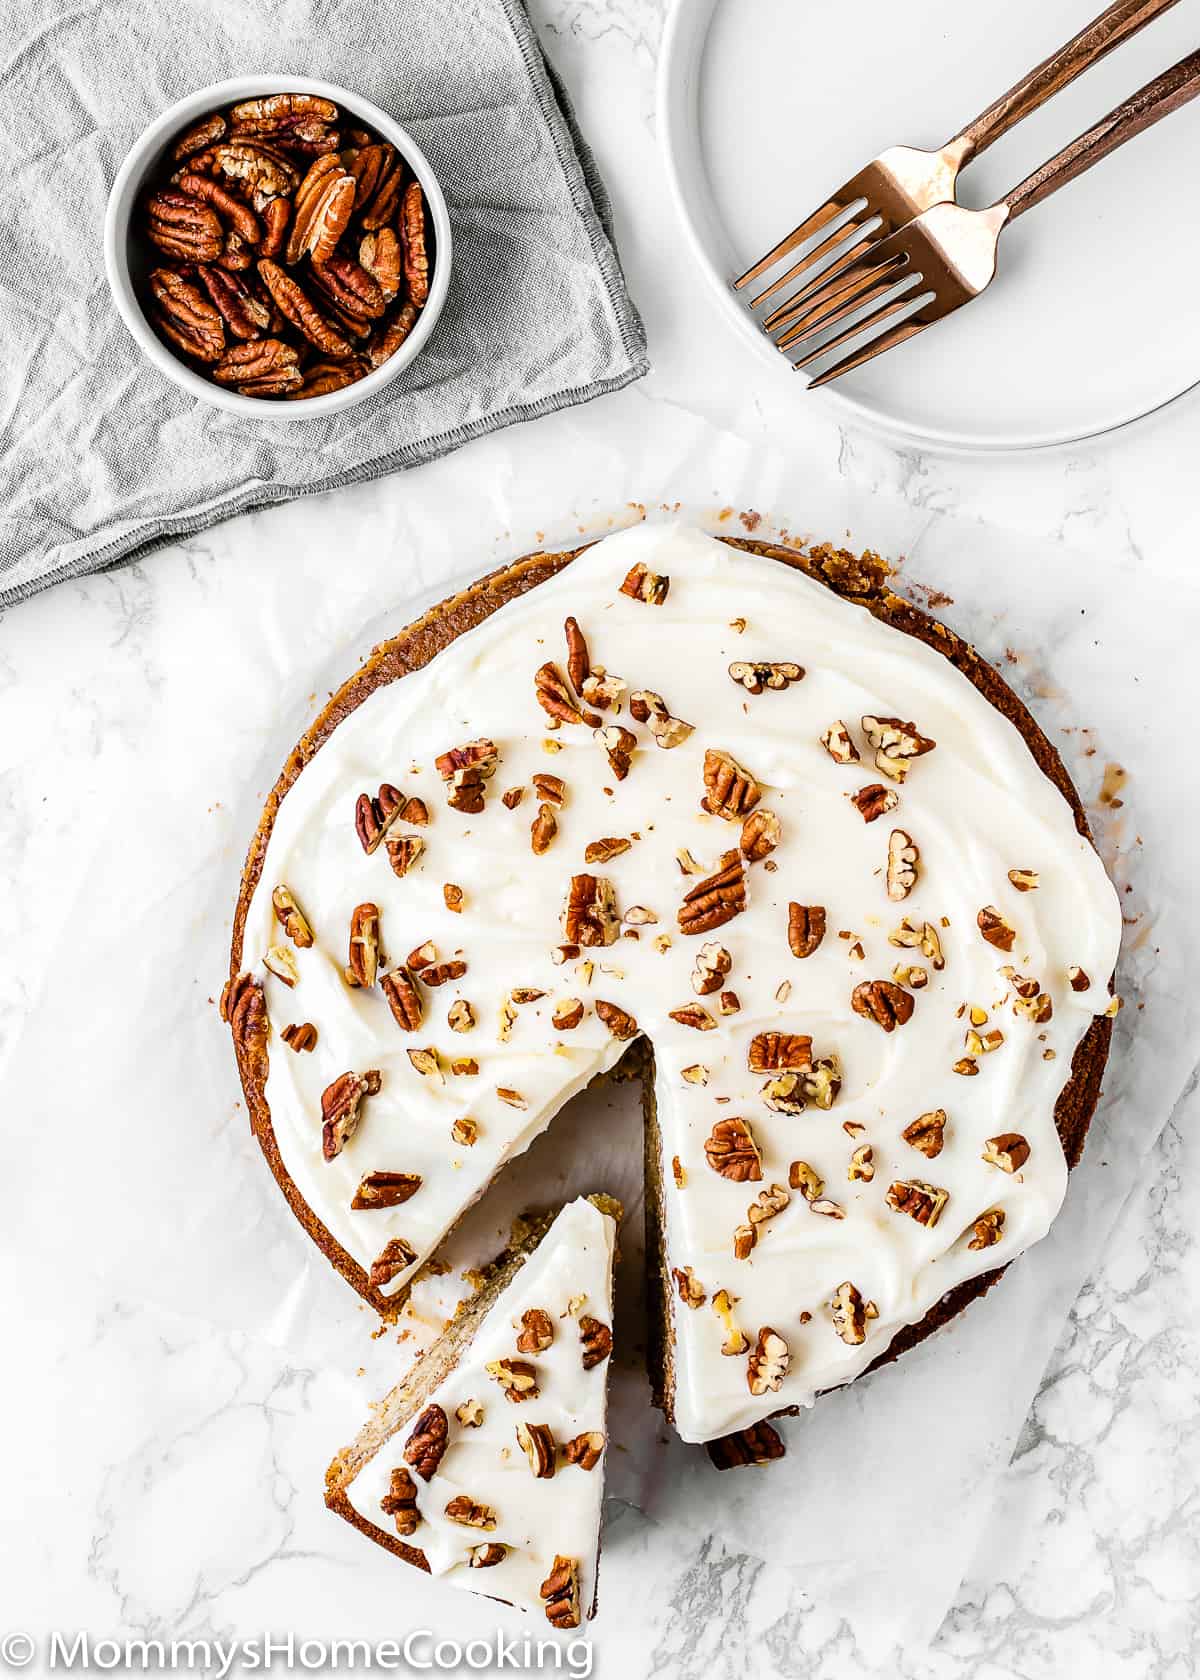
[354,145,406,230]
[902,1109,946,1157]
[704,1116,762,1182]
[629,689,693,749]
[149,267,225,362]
[861,714,937,781]
[216,231,254,272]
[261,946,296,988]
[1068,965,1091,992]
[788,1160,824,1200]
[579,1315,612,1369]
[354,783,405,853]
[968,1209,1006,1249]
[977,905,1016,952]
[747,1327,789,1396]
[281,154,355,266]
[220,972,268,1081]
[677,850,746,935]
[712,1287,748,1355]
[271,884,313,947]
[740,808,781,862]
[351,1170,422,1210]
[288,356,369,398]
[257,258,354,356]
[368,302,420,368]
[380,964,422,1032]
[312,251,385,321]
[212,337,302,395]
[176,170,261,243]
[445,1494,497,1530]
[585,836,629,864]
[672,1266,706,1308]
[540,1556,582,1630]
[885,1179,949,1227]
[531,802,558,855]
[345,901,381,988]
[982,1132,1030,1173]
[380,1466,420,1536]
[886,829,920,901]
[531,774,565,808]
[146,191,224,263]
[831,1281,876,1345]
[851,979,915,1032]
[706,1420,785,1470]
[748,1031,813,1072]
[595,723,636,780]
[469,1543,507,1568]
[197,265,272,340]
[691,940,731,995]
[517,1421,557,1478]
[728,660,804,694]
[563,874,620,947]
[595,999,639,1040]
[535,661,601,728]
[618,562,669,604]
[788,902,826,958]
[171,112,228,163]
[400,180,432,305]
[486,1357,539,1402]
[848,1144,875,1181]
[851,782,899,822]
[581,667,624,712]
[369,1235,418,1291]
[259,195,290,259]
[354,226,402,304]
[669,1003,716,1031]
[517,1308,555,1353]
[889,916,945,969]
[320,1068,381,1160]
[820,721,860,765]
[435,739,499,814]
[281,1021,317,1052]
[552,998,585,1031]
[211,141,298,209]
[230,92,339,141]
[562,1430,605,1471]
[702,748,760,820]
[563,615,591,695]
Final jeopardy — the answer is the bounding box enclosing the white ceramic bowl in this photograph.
[103,76,452,419]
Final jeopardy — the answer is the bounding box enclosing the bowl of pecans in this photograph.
[104,77,451,414]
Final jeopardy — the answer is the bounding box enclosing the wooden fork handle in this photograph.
[1001,45,1200,220]
[954,0,1181,164]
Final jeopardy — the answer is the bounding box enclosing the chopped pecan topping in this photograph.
[691,941,732,995]
[552,998,585,1031]
[821,721,860,765]
[1068,965,1090,992]
[681,1063,709,1085]
[586,837,631,864]
[982,1132,1030,1173]
[220,973,269,1081]
[851,979,915,1031]
[385,835,424,878]
[672,1266,706,1308]
[455,1399,484,1427]
[450,1056,479,1077]
[399,794,428,830]
[443,883,464,914]
[451,1117,478,1147]
[446,999,476,1035]
[748,1031,813,1072]
[728,660,804,694]
[344,901,381,988]
[788,1160,824,1200]
[803,1054,843,1109]
[619,561,669,605]
[893,963,928,989]
[408,941,437,974]
[677,850,746,935]
[889,916,945,969]
[902,1109,946,1157]
[445,1494,498,1531]
[809,1197,846,1220]
[747,1183,790,1228]
[435,739,499,813]
[532,773,566,807]
[369,1236,418,1292]
[320,1069,381,1161]
[954,1056,979,1077]
[669,1002,716,1031]
[706,1420,786,1470]
[379,1466,420,1536]
[516,1421,557,1479]
[702,748,761,820]
[595,999,639,1040]
[581,667,625,711]
[381,965,422,1031]
[469,1544,508,1569]
[740,807,781,862]
[713,1288,748,1356]
[704,1116,762,1182]
[355,783,404,853]
[517,1308,555,1354]
[747,1327,790,1396]
[886,829,920,901]
[530,803,558,855]
[886,1179,948,1227]
[351,1170,421,1210]
[271,884,314,948]
[788,902,826,958]
[502,786,525,810]
[564,615,590,693]
[579,1315,613,1369]
[629,689,693,749]
[595,723,637,780]
[851,782,899,822]
[977,905,1016,952]
[861,714,936,781]
[535,661,601,729]
[263,945,299,987]
[281,1021,318,1053]
[563,874,620,947]
[848,1144,875,1182]
[403,1403,448,1481]
[486,1357,539,1402]
[624,904,657,926]
[1008,868,1039,891]
[406,1046,444,1084]
[540,1555,582,1630]
[720,990,739,1015]
[968,1209,1006,1249]
[763,1073,806,1115]
[562,1431,605,1471]
[496,1087,527,1109]
[831,1281,876,1345]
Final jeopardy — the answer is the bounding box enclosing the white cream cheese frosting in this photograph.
[244,523,1122,1443]
[345,1196,615,1620]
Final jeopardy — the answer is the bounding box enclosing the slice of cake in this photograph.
[325,1195,618,1624]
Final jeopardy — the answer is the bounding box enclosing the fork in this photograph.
[733,0,1179,319]
[775,47,1200,386]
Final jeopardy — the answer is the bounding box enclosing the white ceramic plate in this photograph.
[659,0,1200,451]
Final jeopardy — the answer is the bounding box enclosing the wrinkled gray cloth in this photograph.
[0,0,648,606]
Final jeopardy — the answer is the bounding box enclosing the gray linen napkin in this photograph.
[0,0,648,607]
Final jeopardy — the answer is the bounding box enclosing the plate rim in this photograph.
[656,0,1200,455]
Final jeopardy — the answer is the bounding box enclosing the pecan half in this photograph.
[346,142,404,225]
[486,1357,539,1402]
[211,141,298,209]
[196,265,272,341]
[820,721,860,765]
[260,196,290,260]
[728,660,804,694]
[977,905,1016,952]
[886,829,920,901]
[702,748,760,820]
[885,1179,949,1227]
[176,171,261,243]
[788,902,826,958]
[968,1209,1006,1249]
[284,154,356,266]
[149,267,225,362]
[861,714,936,781]
[357,227,402,302]
[517,1421,557,1478]
[381,965,422,1031]
[445,1494,497,1531]
[562,1431,605,1471]
[982,1132,1030,1173]
[595,999,639,1040]
[851,782,899,822]
[595,723,636,780]
[563,874,620,947]
[351,1170,421,1210]
[579,1315,613,1369]
[400,180,432,305]
[902,1109,946,1157]
[706,1421,785,1470]
[379,1465,420,1536]
[257,258,354,356]
[345,901,381,988]
[563,615,591,693]
[831,1281,876,1345]
[146,192,224,264]
[220,972,268,1082]
[704,1116,762,1182]
[369,1236,418,1291]
[320,1069,381,1160]
[312,252,385,321]
[740,807,781,862]
[851,979,915,1031]
[211,337,302,395]
[677,850,746,935]
[517,1308,554,1354]
[540,1556,582,1630]
[748,1031,813,1072]
[230,92,339,139]
[368,302,420,368]
[619,561,669,604]
[171,112,228,163]
[747,1327,789,1396]
[281,1021,317,1052]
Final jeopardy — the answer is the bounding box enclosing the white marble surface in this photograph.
[2,1,1199,1675]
